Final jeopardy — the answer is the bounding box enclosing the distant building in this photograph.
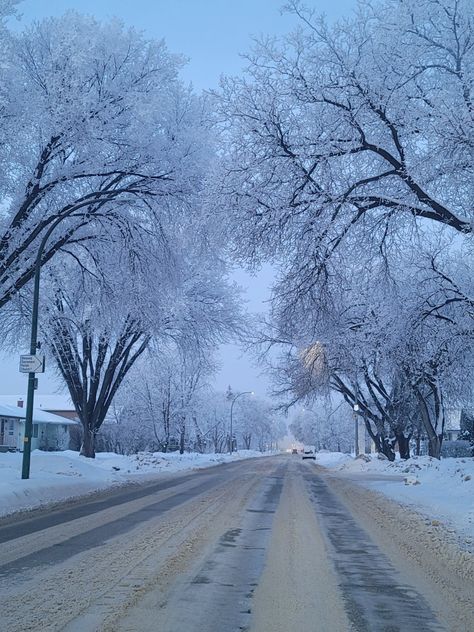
[444,428,461,441]
[0,400,77,452]
[445,408,474,442]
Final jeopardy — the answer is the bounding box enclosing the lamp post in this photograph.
[353,403,360,456]
[21,215,72,479]
[229,391,254,454]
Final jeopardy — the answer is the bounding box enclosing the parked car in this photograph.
[302,446,316,460]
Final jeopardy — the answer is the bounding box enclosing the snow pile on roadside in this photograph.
[0,449,266,518]
[337,453,474,485]
[110,449,265,473]
[319,452,474,539]
[315,451,353,468]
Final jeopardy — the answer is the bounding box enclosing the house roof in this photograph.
[0,403,77,425]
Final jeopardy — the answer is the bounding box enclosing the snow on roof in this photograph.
[0,394,73,409]
[0,403,77,425]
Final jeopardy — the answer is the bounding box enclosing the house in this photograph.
[0,401,77,452]
[444,428,461,441]
[445,408,474,441]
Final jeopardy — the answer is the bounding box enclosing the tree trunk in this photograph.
[380,436,396,461]
[415,432,421,456]
[51,314,150,460]
[194,417,203,453]
[195,435,203,453]
[363,417,388,457]
[395,432,410,460]
[179,427,185,455]
[80,427,96,458]
[415,388,442,460]
[428,434,442,459]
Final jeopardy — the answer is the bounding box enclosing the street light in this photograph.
[353,403,360,456]
[229,391,254,454]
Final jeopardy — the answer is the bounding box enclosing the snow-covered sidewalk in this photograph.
[0,449,266,518]
[317,452,474,541]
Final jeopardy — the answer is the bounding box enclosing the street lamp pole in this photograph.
[353,403,360,456]
[229,391,254,454]
[21,216,69,479]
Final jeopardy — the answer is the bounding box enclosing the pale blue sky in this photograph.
[2,0,358,401]
[17,0,357,89]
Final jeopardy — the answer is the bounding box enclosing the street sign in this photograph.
[19,355,45,373]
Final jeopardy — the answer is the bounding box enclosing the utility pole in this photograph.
[353,403,360,456]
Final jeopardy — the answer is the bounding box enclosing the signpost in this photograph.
[19,354,46,479]
[19,355,45,374]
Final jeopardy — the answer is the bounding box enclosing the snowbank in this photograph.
[318,452,474,540]
[0,449,266,518]
[314,451,353,468]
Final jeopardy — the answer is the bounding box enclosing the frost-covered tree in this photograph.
[232,394,284,451]
[167,348,214,455]
[114,356,179,455]
[0,9,244,457]
[216,0,474,460]
[0,12,210,309]
[40,202,240,457]
[269,241,474,459]
[217,0,473,293]
[289,403,353,453]
[103,377,286,456]
[99,345,217,455]
[196,390,233,453]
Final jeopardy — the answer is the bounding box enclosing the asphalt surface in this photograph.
[0,455,465,632]
[303,470,444,632]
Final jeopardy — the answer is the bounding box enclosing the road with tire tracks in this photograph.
[1,455,473,631]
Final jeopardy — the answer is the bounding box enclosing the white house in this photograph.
[0,402,77,452]
[444,409,462,441]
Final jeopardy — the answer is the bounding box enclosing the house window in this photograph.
[8,420,14,435]
[32,424,39,438]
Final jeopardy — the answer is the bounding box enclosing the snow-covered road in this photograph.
[1,456,473,632]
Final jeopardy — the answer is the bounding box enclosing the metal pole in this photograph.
[21,261,41,479]
[353,403,360,457]
[21,217,64,479]
[229,398,235,455]
[354,413,359,456]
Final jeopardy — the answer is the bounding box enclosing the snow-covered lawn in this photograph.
[317,452,474,540]
[0,449,266,518]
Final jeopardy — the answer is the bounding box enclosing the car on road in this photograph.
[302,446,316,460]
[291,448,298,454]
